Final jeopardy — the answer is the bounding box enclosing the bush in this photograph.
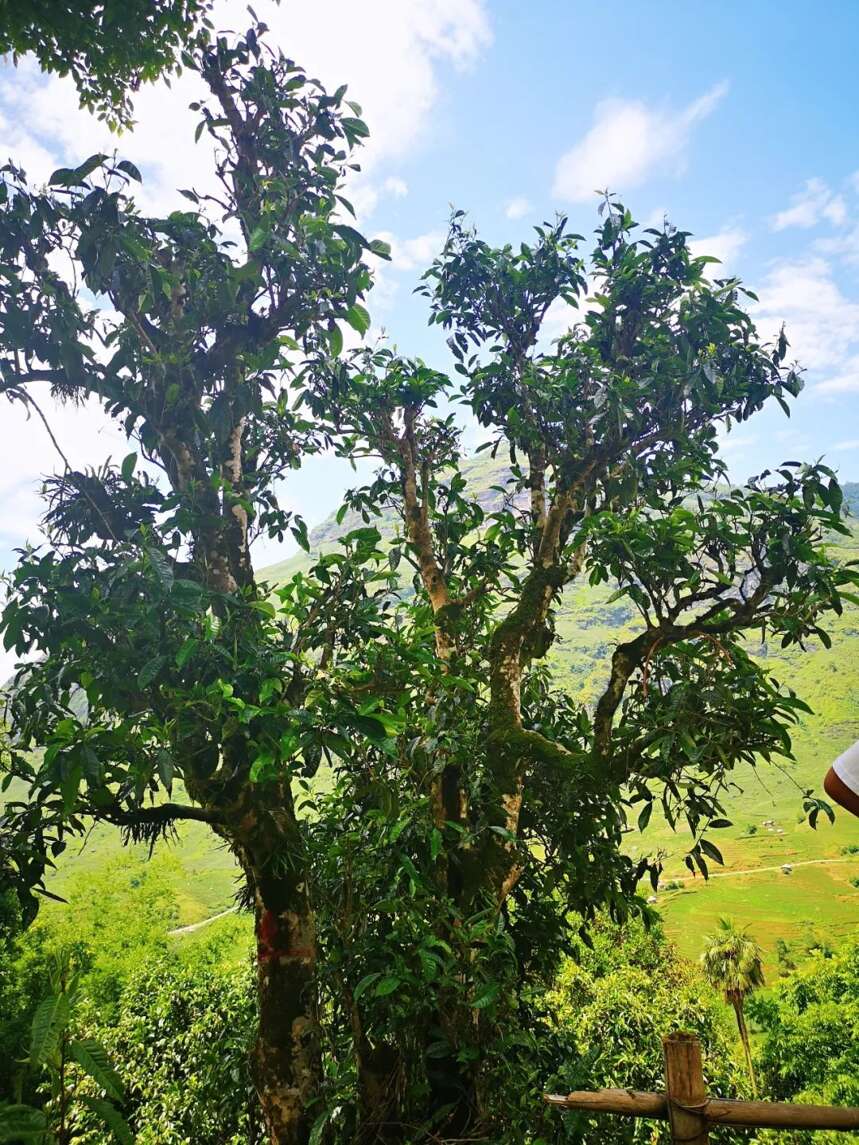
[0,890,32,1100]
[1,851,260,1142]
[750,934,859,1145]
[88,938,261,1145]
[542,918,747,1144]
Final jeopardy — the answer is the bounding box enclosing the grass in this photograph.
[46,814,240,927]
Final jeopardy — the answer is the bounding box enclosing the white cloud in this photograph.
[0,1,492,578]
[773,427,813,452]
[368,228,447,310]
[0,387,131,556]
[818,221,859,266]
[552,81,728,203]
[0,57,219,216]
[771,178,847,231]
[505,196,531,220]
[0,0,491,218]
[817,358,859,395]
[689,227,748,275]
[831,438,859,450]
[382,228,447,272]
[383,176,409,198]
[641,205,669,229]
[540,296,579,343]
[241,0,490,216]
[717,432,758,454]
[752,257,859,371]
[827,197,848,226]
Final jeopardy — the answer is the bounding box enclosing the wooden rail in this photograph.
[544,1033,859,1141]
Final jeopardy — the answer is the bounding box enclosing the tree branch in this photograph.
[591,573,778,760]
[104,801,223,828]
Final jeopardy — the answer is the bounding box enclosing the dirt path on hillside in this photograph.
[167,905,238,936]
[670,856,856,883]
[168,856,858,933]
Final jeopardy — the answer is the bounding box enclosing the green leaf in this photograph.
[249,599,277,619]
[829,479,843,512]
[249,752,277,782]
[78,1096,133,1145]
[74,154,109,181]
[120,452,137,481]
[308,1110,330,1145]
[353,972,380,1000]
[344,303,371,336]
[69,1039,123,1101]
[137,655,166,689]
[175,638,198,669]
[0,1104,47,1142]
[341,116,370,139]
[374,975,401,997]
[144,546,174,590]
[353,715,389,744]
[60,758,82,812]
[29,993,69,1065]
[368,238,392,260]
[156,750,175,789]
[472,982,500,1010]
[116,159,142,182]
[698,838,724,866]
[290,517,310,553]
[50,153,108,186]
[328,324,344,357]
[248,226,268,252]
[48,167,78,187]
[389,817,408,843]
[334,224,368,250]
[234,258,262,284]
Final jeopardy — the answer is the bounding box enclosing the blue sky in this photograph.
[1,0,858,583]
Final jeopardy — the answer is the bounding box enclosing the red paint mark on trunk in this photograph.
[258,908,279,963]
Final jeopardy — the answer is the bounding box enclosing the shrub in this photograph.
[542,918,747,1144]
[749,935,859,1145]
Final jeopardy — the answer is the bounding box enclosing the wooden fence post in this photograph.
[663,1033,709,1145]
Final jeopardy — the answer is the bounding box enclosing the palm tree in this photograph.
[700,918,765,1093]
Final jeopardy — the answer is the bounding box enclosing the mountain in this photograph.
[262,464,859,582]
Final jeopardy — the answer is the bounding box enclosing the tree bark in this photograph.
[732,997,757,1097]
[218,780,321,1145]
[353,1030,401,1144]
[253,881,320,1144]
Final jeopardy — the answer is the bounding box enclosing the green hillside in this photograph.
[24,465,859,971]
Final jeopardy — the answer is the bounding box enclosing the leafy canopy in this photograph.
[1,20,858,1140]
[0,0,214,127]
[0,20,390,921]
[701,917,765,1004]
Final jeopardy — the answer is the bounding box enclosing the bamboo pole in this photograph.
[663,1033,709,1145]
[543,1090,668,1118]
[543,1091,859,1131]
[701,1099,859,1131]
[544,1031,859,1134]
